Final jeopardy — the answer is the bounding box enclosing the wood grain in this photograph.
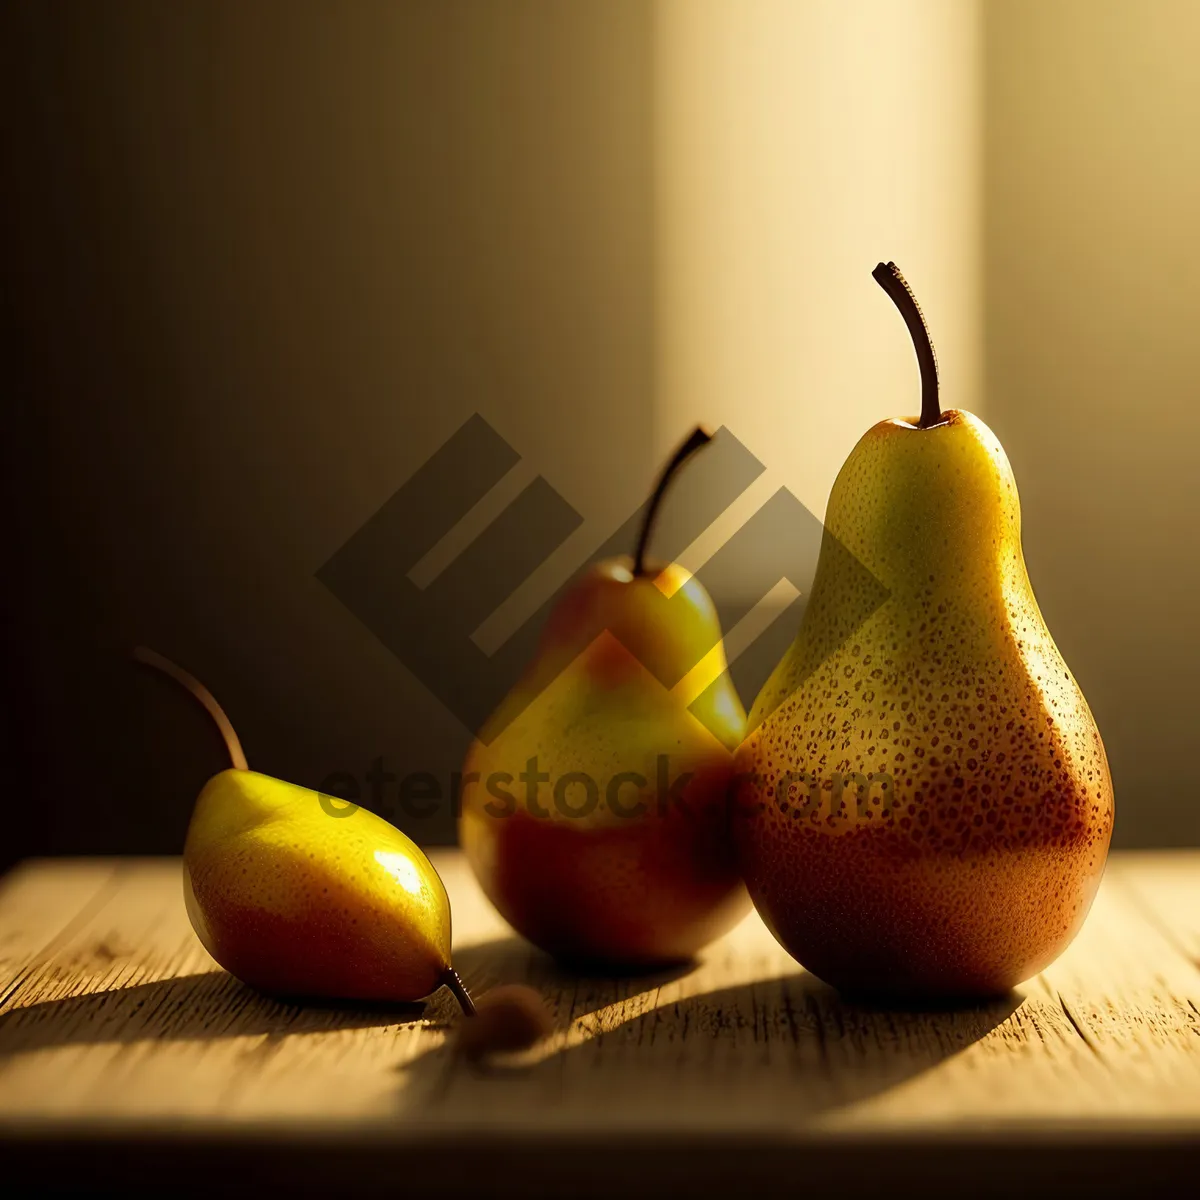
[0,851,1197,1195]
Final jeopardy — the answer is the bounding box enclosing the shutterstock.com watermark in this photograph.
[315,756,896,825]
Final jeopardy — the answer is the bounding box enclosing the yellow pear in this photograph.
[734,264,1114,999]
[460,429,750,965]
[136,648,474,1012]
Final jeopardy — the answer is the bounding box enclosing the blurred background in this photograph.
[1,0,1197,867]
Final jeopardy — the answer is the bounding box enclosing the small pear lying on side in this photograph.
[734,263,1114,1000]
[460,428,750,966]
[136,647,475,1013]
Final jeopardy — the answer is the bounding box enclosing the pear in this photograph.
[136,647,475,1013]
[460,429,751,966]
[734,264,1114,1000]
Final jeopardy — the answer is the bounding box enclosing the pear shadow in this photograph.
[0,970,429,1056]
[400,941,1023,1122]
[451,934,698,997]
[0,936,685,1060]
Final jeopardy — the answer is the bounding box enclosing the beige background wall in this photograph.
[655,0,982,525]
[985,0,1200,845]
[1,1,1195,858]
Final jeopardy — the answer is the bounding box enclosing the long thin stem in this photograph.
[134,646,249,771]
[872,261,941,429]
[632,426,712,577]
[443,968,476,1016]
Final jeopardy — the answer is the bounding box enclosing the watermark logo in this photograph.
[316,757,897,825]
[317,415,887,744]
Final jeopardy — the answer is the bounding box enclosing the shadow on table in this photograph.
[0,971,425,1054]
[0,936,689,1057]
[451,933,700,993]
[400,934,1024,1122]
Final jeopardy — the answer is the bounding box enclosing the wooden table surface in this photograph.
[0,850,1197,1196]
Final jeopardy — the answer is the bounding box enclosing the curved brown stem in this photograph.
[872,261,941,429]
[632,427,712,577]
[134,646,249,771]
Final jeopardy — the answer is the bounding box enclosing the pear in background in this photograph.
[136,648,475,1013]
[460,429,750,966]
[734,264,1114,999]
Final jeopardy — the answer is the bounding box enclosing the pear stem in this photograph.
[632,426,712,577]
[872,261,941,429]
[134,646,249,771]
[442,968,477,1017]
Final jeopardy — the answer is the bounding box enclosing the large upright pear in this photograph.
[734,263,1114,999]
[460,429,750,966]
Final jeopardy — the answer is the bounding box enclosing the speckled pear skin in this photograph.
[460,559,751,966]
[184,770,453,1001]
[734,410,1114,999]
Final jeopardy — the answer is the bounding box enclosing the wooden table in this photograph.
[0,851,1197,1196]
